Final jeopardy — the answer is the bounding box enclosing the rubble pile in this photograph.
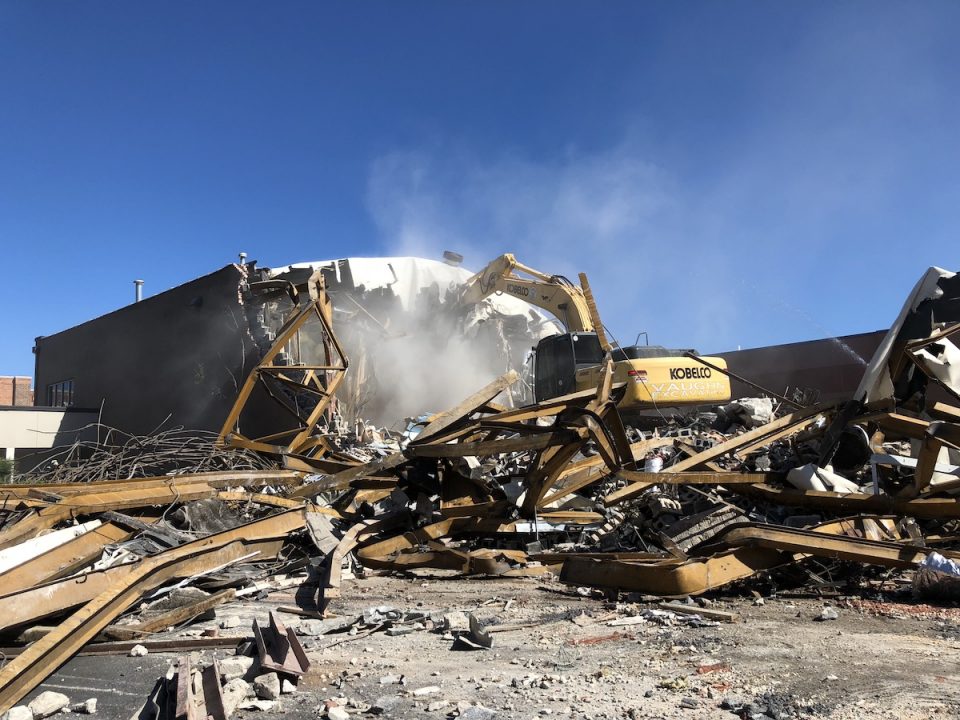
[0,266,957,717]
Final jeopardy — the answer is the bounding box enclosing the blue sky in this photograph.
[2,2,958,380]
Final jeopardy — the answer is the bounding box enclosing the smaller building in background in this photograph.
[0,376,97,472]
[0,376,33,407]
[0,406,98,467]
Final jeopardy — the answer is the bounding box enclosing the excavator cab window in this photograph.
[534,332,603,401]
[571,332,604,367]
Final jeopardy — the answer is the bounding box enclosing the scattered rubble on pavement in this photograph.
[0,265,958,719]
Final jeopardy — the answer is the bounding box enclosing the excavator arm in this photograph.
[460,253,597,334]
[459,253,731,412]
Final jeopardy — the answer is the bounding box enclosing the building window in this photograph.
[47,379,74,407]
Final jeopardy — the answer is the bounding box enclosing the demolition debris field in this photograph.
[24,573,960,720]
[0,263,958,720]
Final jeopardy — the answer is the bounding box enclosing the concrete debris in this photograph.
[219,656,255,682]
[253,672,280,700]
[70,700,96,715]
[27,693,69,720]
[128,644,148,657]
[3,707,33,720]
[238,700,275,712]
[458,707,497,720]
[816,607,840,622]
[326,707,350,720]
[221,678,253,717]
[370,696,403,714]
[280,679,297,694]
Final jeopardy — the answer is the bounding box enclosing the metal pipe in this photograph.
[133,280,144,303]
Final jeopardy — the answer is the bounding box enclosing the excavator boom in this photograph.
[460,253,732,413]
[461,253,596,333]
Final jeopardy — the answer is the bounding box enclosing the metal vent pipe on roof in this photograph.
[134,279,144,303]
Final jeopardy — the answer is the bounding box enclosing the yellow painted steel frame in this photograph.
[218,272,348,457]
[560,547,786,597]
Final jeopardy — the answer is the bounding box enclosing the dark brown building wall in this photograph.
[33,264,265,435]
[715,330,887,404]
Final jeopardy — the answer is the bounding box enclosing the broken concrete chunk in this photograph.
[238,700,275,712]
[3,706,34,720]
[70,700,96,715]
[281,679,297,694]
[370,695,403,714]
[16,626,55,644]
[385,626,414,636]
[219,655,255,682]
[411,686,440,696]
[221,678,252,717]
[459,708,497,720]
[128,644,148,657]
[815,606,839,621]
[29,692,70,719]
[253,672,281,700]
[440,610,469,631]
[326,707,350,720]
[297,617,357,636]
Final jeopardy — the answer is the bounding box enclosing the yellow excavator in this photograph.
[459,253,732,413]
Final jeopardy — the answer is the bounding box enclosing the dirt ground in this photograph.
[30,571,960,720]
[137,571,960,720]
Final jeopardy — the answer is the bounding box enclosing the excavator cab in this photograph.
[533,330,732,410]
[461,253,732,410]
[534,332,604,401]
